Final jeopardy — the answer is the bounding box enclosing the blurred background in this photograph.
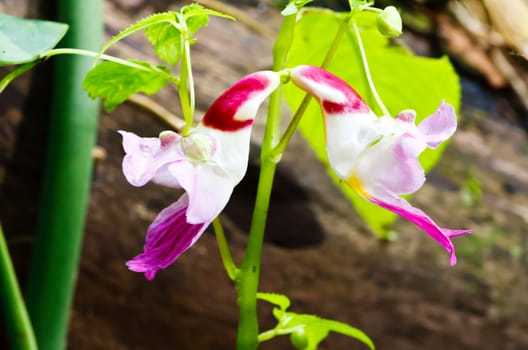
[1,0,528,349]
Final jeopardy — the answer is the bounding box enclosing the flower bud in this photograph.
[180,132,216,163]
[290,327,308,349]
[377,6,402,38]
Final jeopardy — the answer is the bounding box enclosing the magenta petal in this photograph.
[367,190,471,265]
[126,194,210,279]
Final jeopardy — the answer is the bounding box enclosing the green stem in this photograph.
[212,218,239,281]
[271,18,349,158]
[235,13,297,350]
[43,48,177,82]
[184,40,195,119]
[236,159,277,350]
[25,1,103,349]
[0,61,38,94]
[351,20,390,116]
[178,15,194,136]
[0,224,37,350]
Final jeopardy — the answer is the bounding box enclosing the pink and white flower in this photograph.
[291,65,471,265]
[120,71,280,279]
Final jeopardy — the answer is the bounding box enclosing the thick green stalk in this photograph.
[0,224,37,350]
[25,1,103,349]
[235,14,297,350]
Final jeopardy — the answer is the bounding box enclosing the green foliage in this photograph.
[257,292,374,349]
[283,8,460,238]
[281,0,314,16]
[83,60,170,111]
[182,3,233,35]
[0,13,68,65]
[257,292,291,310]
[97,12,176,61]
[98,5,232,66]
[145,22,183,65]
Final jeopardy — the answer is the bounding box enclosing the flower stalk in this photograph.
[213,218,239,281]
[235,13,297,350]
[352,20,390,116]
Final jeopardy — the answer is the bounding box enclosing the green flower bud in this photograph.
[180,132,216,164]
[377,6,403,38]
[290,327,308,349]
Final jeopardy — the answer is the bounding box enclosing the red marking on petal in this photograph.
[202,73,271,132]
[295,66,370,115]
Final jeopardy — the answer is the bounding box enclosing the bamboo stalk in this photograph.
[25,1,103,349]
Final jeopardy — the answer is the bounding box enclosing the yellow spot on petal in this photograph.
[346,174,371,199]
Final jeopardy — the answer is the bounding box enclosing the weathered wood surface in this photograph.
[1,1,528,349]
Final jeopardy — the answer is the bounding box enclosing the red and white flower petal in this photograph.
[201,71,280,132]
[290,65,372,116]
[126,194,210,280]
[290,65,379,177]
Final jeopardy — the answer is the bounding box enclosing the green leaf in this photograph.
[279,313,375,350]
[181,3,234,38]
[0,13,68,65]
[83,60,170,111]
[257,292,291,310]
[281,0,314,16]
[139,5,233,65]
[97,12,177,59]
[258,291,374,349]
[283,9,460,238]
[145,21,182,65]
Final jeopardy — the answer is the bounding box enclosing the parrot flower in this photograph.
[120,70,280,279]
[290,65,471,265]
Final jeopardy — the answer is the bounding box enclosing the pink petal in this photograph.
[201,71,280,132]
[356,133,427,196]
[290,65,371,116]
[168,162,234,224]
[119,130,183,187]
[126,194,210,280]
[367,188,471,265]
[417,101,457,148]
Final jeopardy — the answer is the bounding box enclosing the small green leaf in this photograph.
[257,292,291,310]
[181,3,234,38]
[145,21,182,65]
[83,60,170,111]
[0,13,68,65]
[283,9,460,238]
[281,313,374,350]
[281,0,314,16]
[97,12,177,59]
